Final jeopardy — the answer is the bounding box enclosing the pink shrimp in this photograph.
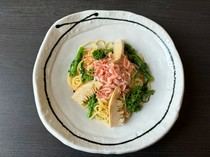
[93,54,135,99]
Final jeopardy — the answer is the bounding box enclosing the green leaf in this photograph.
[88,68,94,74]
[125,85,155,112]
[92,49,106,60]
[124,43,154,81]
[68,47,84,77]
[87,94,98,118]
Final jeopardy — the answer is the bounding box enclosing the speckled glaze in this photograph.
[33,10,184,154]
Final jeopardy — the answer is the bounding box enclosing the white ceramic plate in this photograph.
[33,10,184,154]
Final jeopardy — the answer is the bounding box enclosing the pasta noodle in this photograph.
[92,99,109,122]
[68,75,82,90]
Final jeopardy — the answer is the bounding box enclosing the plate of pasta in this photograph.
[33,10,184,154]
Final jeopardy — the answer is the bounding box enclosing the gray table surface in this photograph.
[1,0,210,156]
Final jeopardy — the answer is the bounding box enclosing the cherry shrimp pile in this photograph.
[90,54,135,101]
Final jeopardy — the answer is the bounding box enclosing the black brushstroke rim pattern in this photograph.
[43,12,176,146]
